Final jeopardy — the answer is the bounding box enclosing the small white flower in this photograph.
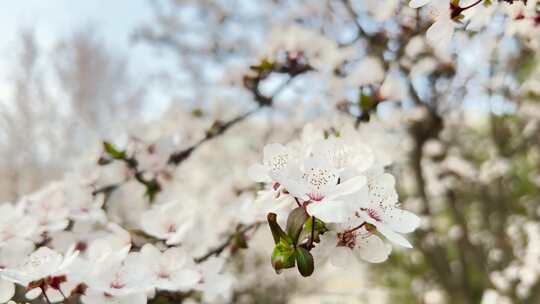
[140,201,195,245]
[283,156,366,223]
[248,143,297,187]
[84,251,152,297]
[63,174,106,223]
[313,222,391,267]
[2,246,78,286]
[0,203,38,245]
[25,183,70,233]
[0,239,34,304]
[195,257,234,304]
[140,244,201,292]
[81,288,147,304]
[355,173,420,248]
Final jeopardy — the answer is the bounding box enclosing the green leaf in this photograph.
[286,207,308,245]
[267,213,288,245]
[295,247,314,277]
[103,141,126,159]
[271,239,296,274]
[298,216,328,244]
[359,93,373,112]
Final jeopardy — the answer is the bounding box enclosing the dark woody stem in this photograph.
[461,0,483,10]
[346,222,366,233]
[40,285,52,304]
[308,216,316,249]
[294,197,302,208]
[194,222,261,263]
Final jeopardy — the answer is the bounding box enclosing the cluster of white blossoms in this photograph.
[249,125,421,275]
[0,172,234,304]
[409,0,539,51]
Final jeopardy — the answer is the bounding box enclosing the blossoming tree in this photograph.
[1,0,540,303]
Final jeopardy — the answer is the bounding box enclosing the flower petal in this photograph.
[330,246,355,268]
[409,0,431,8]
[326,175,366,200]
[307,200,351,223]
[247,164,270,183]
[383,209,421,234]
[0,279,14,303]
[376,224,413,248]
[354,235,392,263]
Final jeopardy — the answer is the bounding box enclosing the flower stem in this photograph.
[461,0,483,10]
[308,216,316,249]
[347,222,366,233]
[294,197,302,208]
[40,286,52,304]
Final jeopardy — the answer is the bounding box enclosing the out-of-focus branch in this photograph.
[195,222,262,263]
[95,66,302,201]
[168,75,296,165]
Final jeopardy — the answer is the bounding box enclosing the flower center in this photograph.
[110,280,125,289]
[361,208,381,222]
[337,231,357,249]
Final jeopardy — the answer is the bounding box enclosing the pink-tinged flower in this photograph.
[139,244,201,292]
[1,246,78,287]
[355,172,420,248]
[312,221,391,267]
[195,257,234,304]
[25,183,70,233]
[248,143,298,186]
[284,157,366,223]
[83,251,152,297]
[0,203,38,245]
[0,239,35,303]
[81,288,147,304]
[140,201,195,245]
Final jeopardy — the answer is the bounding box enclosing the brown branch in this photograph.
[195,222,261,263]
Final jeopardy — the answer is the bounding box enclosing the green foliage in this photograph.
[286,207,308,245]
[267,212,322,277]
[294,247,314,277]
[103,141,126,159]
[271,238,296,273]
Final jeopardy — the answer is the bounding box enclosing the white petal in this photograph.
[247,164,270,183]
[326,175,366,200]
[307,200,351,223]
[354,235,392,263]
[376,224,413,248]
[409,0,431,8]
[330,247,356,268]
[384,209,421,234]
[281,178,309,201]
[310,232,337,267]
[0,279,14,303]
[172,269,202,291]
[426,16,455,50]
[25,288,42,300]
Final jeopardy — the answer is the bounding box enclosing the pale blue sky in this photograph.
[0,0,175,117]
[0,0,150,49]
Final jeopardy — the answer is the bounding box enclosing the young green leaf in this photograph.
[267,213,288,245]
[103,141,126,159]
[286,207,308,245]
[271,239,296,274]
[295,247,314,277]
[298,216,328,244]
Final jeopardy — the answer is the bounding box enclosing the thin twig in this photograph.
[195,222,261,263]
